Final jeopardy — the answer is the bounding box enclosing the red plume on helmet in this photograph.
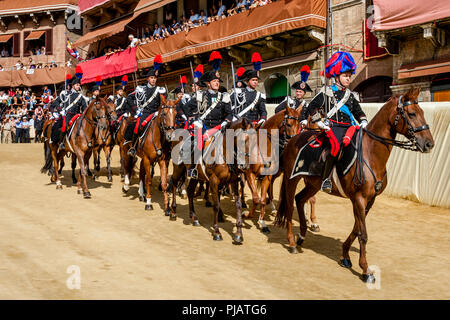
[75,65,83,79]
[300,65,310,82]
[153,54,163,71]
[209,51,222,71]
[236,67,246,79]
[95,75,102,86]
[251,52,262,71]
[180,75,187,89]
[121,75,128,86]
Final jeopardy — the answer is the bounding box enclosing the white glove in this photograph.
[317,121,330,131]
[60,110,66,116]
[360,120,368,128]
[220,121,228,128]
[258,118,265,125]
[182,114,187,121]
[300,120,307,127]
[193,120,202,128]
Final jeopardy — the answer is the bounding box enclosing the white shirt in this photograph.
[129,37,139,48]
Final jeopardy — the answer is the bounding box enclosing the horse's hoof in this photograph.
[205,201,212,207]
[213,234,223,241]
[122,186,129,194]
[83,192,91,199]
[310,224,320,232]
[339,259,352,269]
[288,246,298,254]
[108,176,112,182]
[77,189,82,195]
[261,227,270,234]
[169,214,177,221]
[164,209,170,216]
[139,196,145,202]
[218,215,225,223]
[72,179,77,184]
[93,176,97,181]
[87,171,92,177]
[362,273,376,284]
[233,234,243,244]
[241,202,247,209]
[193,220,200,227]
[145,204,153,211]
[56,185,63,190]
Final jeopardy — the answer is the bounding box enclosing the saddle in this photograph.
[61,114,80,133]
[290,126,360,179]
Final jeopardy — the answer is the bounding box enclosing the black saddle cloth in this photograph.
[290,129,359,179]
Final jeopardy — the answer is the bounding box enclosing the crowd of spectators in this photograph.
[0,55,59,72]
[0,87,52,143]
[85,0,273,59]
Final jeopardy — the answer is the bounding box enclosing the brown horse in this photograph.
[241,105,305,234]
[45,97,110,198]
[170,118,253,243]
[41,118,65,177]
[90,99,118,182]
[123,96,179,213]
[275,87,434,283]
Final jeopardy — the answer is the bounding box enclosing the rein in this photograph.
[364,96,430,152]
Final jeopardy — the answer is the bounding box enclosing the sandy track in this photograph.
[0,143,449,299]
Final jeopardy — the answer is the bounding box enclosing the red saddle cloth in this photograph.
[61,114,81,133]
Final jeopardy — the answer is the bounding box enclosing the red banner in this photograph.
[79,47,138,84]
[363,19,387,61]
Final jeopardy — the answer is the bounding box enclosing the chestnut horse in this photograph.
[170,118,253,243]
[275,87,434,283]
[123,96,179,213]
[45,97,110,198]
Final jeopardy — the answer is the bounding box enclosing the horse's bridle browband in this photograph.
[364,96,430,151]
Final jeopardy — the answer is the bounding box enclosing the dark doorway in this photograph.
[354,76,392,103]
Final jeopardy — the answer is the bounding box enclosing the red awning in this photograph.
[25,30,46,41]
[398,58,450,79]
[372,0,450,31]
[78,47,138,84]
[0,34,13,43]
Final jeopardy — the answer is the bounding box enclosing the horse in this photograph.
[89,99,118,182]
[45,97,110,198]
[41,118,65,177]
[274,87,434,283]
[122,96,179,213]
[170,118,253,243]
[240,105,306,234]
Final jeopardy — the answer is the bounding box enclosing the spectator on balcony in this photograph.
[144,27,151,38]
[217,1,227,16]
[41,46,46,55]
[128,34,139,48]
[1,46,9,57]
[199,10,207,24]
[153,23,161,37]
[189,9,199,23]
[28,57,36,69]
[15,60,22,70]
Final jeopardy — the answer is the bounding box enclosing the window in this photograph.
[23,29,52,56]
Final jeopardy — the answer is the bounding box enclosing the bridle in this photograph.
[159,105,176,139]
[364,96,430,151]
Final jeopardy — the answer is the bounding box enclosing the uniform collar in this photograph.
[207,89,217,95]
[147,83,156,89]
[331,83,346,92]
[246,87,255,92]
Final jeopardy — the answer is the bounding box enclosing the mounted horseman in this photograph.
[125,54,167,157]
[300,51,368,193]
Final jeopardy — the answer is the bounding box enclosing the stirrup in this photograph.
[188,168,198,179]
[127,147,136,157]
[321,178,332,193]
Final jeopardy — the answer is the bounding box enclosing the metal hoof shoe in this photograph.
[339,259,352,268]
[213,234,223,241]
[362,273,376,284]
[193,220,200,226]
[261,227,271,234]
[205,201,212,207]
[164,209,170,216]
[83,192,91,199]
[145,204,153,211]
[288,246,298,254]
[233,235,243,244]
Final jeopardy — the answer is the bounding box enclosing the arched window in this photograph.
[264,73,291,104]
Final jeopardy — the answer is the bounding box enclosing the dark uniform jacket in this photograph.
[126,84,166,117]
[182,89,233,128]
[49,90,70,114]
[114,95,127,116]
[302,86,366,125]
[274,97,306,114]
[65,89,88,115]
[230,87,267,121]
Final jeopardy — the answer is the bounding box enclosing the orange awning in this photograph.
[0,34,13,43]
[25,30,46,41]
[73,0,175,48]
[398,58,450,79]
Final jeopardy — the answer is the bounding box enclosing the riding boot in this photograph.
[127,131,138,157]
[321,155,334,193]
[187,136,198,179]
[59,131,66,150]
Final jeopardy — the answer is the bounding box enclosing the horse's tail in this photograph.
[41,142,53,174]
[274,176,288,228]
